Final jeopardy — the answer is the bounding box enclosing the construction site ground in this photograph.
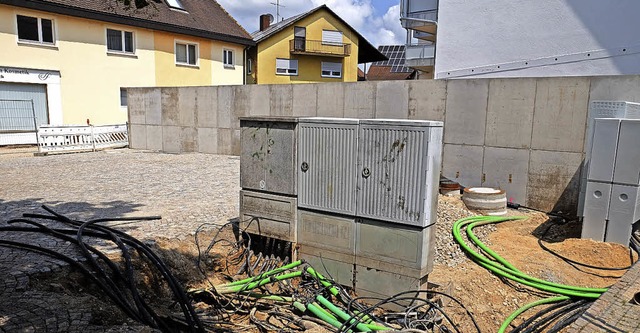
[0,147,637,332]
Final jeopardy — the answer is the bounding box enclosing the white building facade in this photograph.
[432,0,640,79]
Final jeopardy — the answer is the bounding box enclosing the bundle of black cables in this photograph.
[341,290,481,333]
[508,298,593,333]
[0,205,204,333]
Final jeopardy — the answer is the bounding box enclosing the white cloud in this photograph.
[216,0,405,46]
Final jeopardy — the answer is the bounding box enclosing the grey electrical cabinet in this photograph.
[582,118,640,245]
[587,119,622,183]
[239,190,298,242]
[240,117,298,195]
[296,209,356,287]
[581,181,612,241]
[355,219,435,277]
[579,101,640,217]
[297,118,360,215]
[356,119,443,228]
[613,120,640,186]
[606,185,640,244]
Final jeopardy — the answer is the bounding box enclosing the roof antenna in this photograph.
[269,0,285,22]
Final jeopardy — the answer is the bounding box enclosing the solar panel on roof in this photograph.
[373,45,412,73]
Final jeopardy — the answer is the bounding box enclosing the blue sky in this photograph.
[216,0,406,47]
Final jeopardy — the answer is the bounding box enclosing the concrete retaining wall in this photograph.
[127,75,640,214]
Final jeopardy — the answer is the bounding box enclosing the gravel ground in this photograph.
[434,194,496,267]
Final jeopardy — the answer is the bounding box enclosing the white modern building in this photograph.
[402,0,640,79]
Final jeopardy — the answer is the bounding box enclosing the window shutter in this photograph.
[322,62,341,72]
[322,30,342,44]
[276,58,289,69]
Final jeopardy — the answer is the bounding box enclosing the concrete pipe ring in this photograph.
[462,187,507,216]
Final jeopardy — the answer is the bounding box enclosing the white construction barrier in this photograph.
[37,124,128,153]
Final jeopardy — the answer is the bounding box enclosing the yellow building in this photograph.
[0,0,253,144]
[247,5,386,84]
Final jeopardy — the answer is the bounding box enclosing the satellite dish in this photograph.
[266,13,274,24]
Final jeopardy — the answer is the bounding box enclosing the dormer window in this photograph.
[165,0,184,10]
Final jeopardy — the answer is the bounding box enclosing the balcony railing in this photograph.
[406,43,435,60]
[405,43,435,69]
[289,39,351,57]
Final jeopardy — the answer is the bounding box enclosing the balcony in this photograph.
[400,0,438,35]
[405,43,435,71]
[289,39,351,57]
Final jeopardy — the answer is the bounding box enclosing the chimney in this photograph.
[260,14,271,31]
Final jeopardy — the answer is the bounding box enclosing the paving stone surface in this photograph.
[566,261,640,333]
[0,149,239,332]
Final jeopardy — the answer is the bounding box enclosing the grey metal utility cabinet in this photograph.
[357,119,443,228]
[297,118,360,215]
[240,117,298,195]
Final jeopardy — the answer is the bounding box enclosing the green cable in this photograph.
[316,295,372,332]
[497,296,569,333]
[466,219,524,272]
[219,260,303,288]
[452,216,606,298]
[452,216,608,332]
[238,292,293,302]
[464,217,607,294]
[305,266,341,296]
[467,219,607,295]
[311,301,339,321]
[307,302,347,331]
[216,271,302,294]
[307,266,389,332]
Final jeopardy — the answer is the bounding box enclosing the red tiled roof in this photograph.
[1,0,254,45]
[366,66,415,81]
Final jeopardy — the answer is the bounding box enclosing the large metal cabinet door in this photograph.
[588,119,621,182]
[240,118,297,195]
[606,184,640,245]
[298,118,359,215]
[356,120,432,227]
[581,181,612,241]
[241,120,267,191]
[264,122,297,195]
[613,119,640,186]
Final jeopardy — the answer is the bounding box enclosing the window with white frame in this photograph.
[321,62,342,78]
[175,41,198,65]
[107,29,134,53]
[223,49,234,67]
[322,30,342,45]
[17,15,54,44]
[276,58,298,76]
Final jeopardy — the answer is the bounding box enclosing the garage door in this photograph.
[0,82,49,133]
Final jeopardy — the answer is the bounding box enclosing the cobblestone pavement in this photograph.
[567,261,640,333]
[0,148,239,332]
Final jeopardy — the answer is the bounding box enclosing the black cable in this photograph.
[341,290,480,333]
[342,296,461,333]
[509,298,573,333]
[519,299,589,333]
[546,301,591,333]
[538,219,635,271]
[14,206,205,332]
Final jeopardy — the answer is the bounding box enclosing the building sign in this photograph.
[0,66,60,84]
